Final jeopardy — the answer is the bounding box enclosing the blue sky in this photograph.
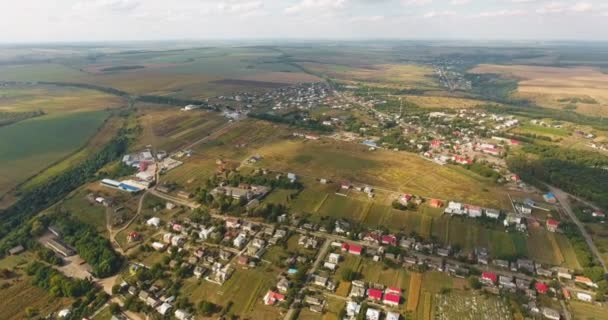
[1,0,607,42]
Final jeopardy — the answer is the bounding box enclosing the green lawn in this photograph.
[0,110,109,196]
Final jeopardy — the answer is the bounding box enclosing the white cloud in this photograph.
[217,1,264,16]
[73,0,141,14]
[537,1,593,14]
[349,15,385,22]
[402,0,433,6]
[450,0,471,5]
[423,10,455,18]
[285,0,348,14]
[472,9,526,18]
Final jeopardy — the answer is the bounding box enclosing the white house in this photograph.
[147,217,161,228]
[577,292,593,302]
[233,233,247,248]
[366,308,381,320]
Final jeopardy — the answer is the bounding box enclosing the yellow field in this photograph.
[300,62,438,89]
[253,138,509,208]
[403,95,489,109]
[471,64,608,116]
[0,85,123,115]
[407,273,423,312]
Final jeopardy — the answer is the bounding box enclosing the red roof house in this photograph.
[429,199,444,208]
[383,293,401,306]
[535,282,549,294]
[381,235,397,246]
[386,287,401,295]
[546,219,560,232]
[481,272,498,284]
[263,291,285,305]
[348,244,363,255]
[367,288,383,301]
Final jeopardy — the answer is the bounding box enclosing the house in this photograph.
[515,203,532,215]
[381,235,397,246]
[304,295,324,306]
[263,291,285,306]
[562,288,571,300]
[199,226,215,240]
[543,192,557,204]
[237,256,249,266]
[367,288,383,301]
[350,281,367,298]
[225,218,240,229]
[364,308,381,320]
[8,245,24,255]
[429,199,444,208]
[445,201,464,215]
[386,312,400,320]
[383,293,400,306]
[277,278,290,294]
[156,302,172,316]
[535,282,549,294]
[517,259,536,274]
[327,253,340,264]
[194,266,205,278]
[537,268,553,278]
[399,238,414,249]
[499,275,516,289]
[576,292,593,302]
[347,244,363,255]
[233,233,247,248]
[546,219,560,233]
[324,262,337,271]
[542,307,561,320]
[398,194,413,206]
[466,205,483,218]
[346,301,361,317]
[313,275,328,287]
[575,276,598,288]
[127,231,141,243]
[481,272,498,285]
[485,208,500,219]
[592,211,606,218]
[556,268,572,280]
[174,309,192,320]
[287,173,297,182]
[58,309,71,318]
[437,247,451,257]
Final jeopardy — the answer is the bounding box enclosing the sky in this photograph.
[1,0,607,42]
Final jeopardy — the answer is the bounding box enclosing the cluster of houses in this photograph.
[118,276,193,320]
[345,301,401,320]
[144,214,289,285]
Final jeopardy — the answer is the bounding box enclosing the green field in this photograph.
[0,276,72,320]
[0,47,320,99]
[181,268,282,319]
[569,301,608,320]
[0,110,109,197]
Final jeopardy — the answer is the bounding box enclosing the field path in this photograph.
[407,272,423,312]
[549,186,607,271]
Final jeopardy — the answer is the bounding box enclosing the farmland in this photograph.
[470,64,608,116]
[253,138,509,208]
[569,301,608,320]
[0,47,320,99]
[181,268,282,319]
[299,62,439,90]
[0,276,72,320]
[0,109,110,197]
[434,291,513,320]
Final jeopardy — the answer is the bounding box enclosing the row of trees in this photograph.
[0,110,45,127]
[508,145,608,210]
[27,262,94,298]
[0,134,129,253]
[54,216,124,278]
[249,112,334,133]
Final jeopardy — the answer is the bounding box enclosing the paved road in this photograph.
[549,186,607,271]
